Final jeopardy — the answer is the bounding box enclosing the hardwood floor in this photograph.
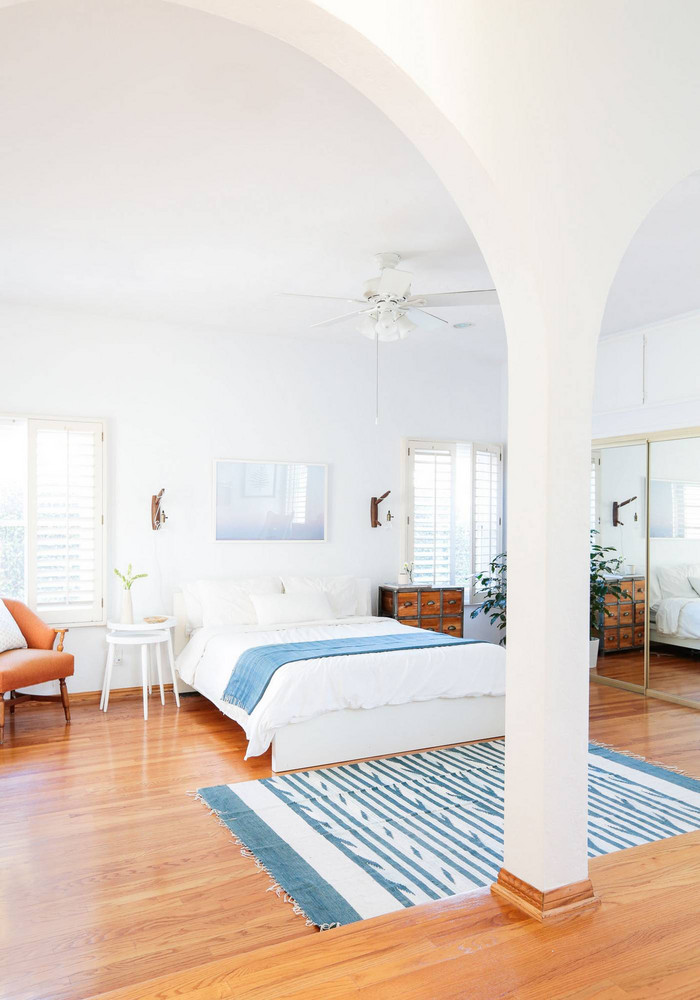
[593,645,700,702]
[1,683,700,1000]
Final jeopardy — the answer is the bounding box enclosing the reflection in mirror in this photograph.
[590,444,646,688]
[649,437,700,704]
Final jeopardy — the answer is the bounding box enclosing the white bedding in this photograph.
[655,597,700,638]
[176,616,506,758]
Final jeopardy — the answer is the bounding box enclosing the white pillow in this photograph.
[0,600,27,654]
[689,576,700,598]
[656,565,698,601]
[282,575,358,617]
[250,592,335,625]
[197,576,283,627]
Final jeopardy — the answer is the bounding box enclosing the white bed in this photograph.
[650,563,700,650]
[173,577,506,772]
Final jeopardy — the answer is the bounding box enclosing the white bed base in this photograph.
[172,591,505,773]
[650,625,700,653]
[270,695,505,772]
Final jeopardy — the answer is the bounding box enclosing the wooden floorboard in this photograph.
[1,682,700,999]
[593,646,700,701]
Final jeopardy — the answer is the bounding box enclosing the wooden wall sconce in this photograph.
[151,489,167,530]
[612,496,637,527]
[370,491,391,528]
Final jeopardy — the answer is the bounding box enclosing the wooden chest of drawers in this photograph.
[378,584,465,637]
[596,575,645,653]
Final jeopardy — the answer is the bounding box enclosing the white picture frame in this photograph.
[213,459,328,542]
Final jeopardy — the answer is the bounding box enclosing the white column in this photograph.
[502,307,598,894]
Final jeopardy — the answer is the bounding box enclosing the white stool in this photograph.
[101,630,180,720]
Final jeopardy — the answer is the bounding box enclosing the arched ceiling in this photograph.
[0,0,506,360]
[602,172,700,336]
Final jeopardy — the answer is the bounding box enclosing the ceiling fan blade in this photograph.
[278,292,366,304]
[308,308,366,329]
[377,267,413,297]
[408,288,499,307]
[405,307,448,330]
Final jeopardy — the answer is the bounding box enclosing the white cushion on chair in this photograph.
[0,600,27,654]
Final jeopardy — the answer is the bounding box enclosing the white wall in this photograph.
[596,445,646,573]
[593,311,700,438]
[649,437,700,578]
[2,302,505,691]
[594,329,700,596]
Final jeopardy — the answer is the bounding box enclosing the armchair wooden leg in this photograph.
[0,696,5,746]
[59,679,71,724]
[9,690,15,714]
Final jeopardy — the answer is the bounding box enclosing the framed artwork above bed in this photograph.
[213,459,327,542]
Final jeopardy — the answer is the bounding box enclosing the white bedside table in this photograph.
[102,617,180,720]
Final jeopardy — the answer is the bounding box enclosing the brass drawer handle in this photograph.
[448,599,457,605]
[447,625,457,631]
[426,600,436,606]
[622,611,631,617]
[403,601,413,608]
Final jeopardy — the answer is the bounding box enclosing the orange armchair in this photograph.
[0,599,73,745]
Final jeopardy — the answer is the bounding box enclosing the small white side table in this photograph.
[102,618,180,720]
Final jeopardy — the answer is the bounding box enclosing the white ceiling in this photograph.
[0,0,506,362]
[4,0,695,363]
[601,172,700,336]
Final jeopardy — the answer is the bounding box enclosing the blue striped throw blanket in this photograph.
[222,632,481,714]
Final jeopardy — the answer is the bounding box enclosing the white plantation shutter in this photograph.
[472,445,502,580]
[408,442,456,585]
[27,419,104,624]
[406,440,502,596]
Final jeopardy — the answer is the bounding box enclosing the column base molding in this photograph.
[491,867,600,922]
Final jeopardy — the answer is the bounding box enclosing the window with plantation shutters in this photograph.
[409,443,455,586]
[405,439,502,599]
[472,445,502,579]
[27,418,104,625]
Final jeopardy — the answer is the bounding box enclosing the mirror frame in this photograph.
[592,426,700,709]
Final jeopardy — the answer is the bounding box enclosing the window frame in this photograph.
[1,412,107,628]
[402,437,503,601]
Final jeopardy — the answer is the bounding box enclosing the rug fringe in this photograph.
[193,792,335,931]
[589,739,693,777]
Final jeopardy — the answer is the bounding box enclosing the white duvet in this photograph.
[176,616,506,757]
[655,597,700,638]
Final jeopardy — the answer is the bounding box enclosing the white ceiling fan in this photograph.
[282,252,499,341]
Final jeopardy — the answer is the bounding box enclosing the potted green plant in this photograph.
[470,552,507,644]
[590,531,624,669]
[114,564,148,624]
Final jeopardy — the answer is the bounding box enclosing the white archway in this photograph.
[6,0,700,913]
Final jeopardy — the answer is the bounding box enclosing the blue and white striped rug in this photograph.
[197,740,700,929]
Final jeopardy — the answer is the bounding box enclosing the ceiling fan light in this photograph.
[376,311,399,340]
[396,315,416,339]
[356,314,377,339]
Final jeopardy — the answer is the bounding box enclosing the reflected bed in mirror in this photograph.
[649,437,700,705]
[214,460,327,542]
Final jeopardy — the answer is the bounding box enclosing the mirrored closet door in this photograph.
[591,442,647,690]
[648,436,700,707]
